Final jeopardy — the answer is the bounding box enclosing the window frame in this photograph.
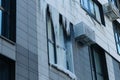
[57,22,67,69]
[113,21,120,55]
[80,0,105,25]
[46,7,57,64]
[46,8,74,72]
[55,14,74,72]
[89,45,109,80]
[0,0,16,42]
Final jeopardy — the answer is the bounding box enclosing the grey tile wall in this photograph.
[16,0,38,80]
[49,67,72,80]
[73,43,92,80]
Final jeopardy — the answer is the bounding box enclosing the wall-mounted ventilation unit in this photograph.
[74,22,95,46]
[103,3,120,21]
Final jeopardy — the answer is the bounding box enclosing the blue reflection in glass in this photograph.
[0,10,2,34]
[0,0,1,6]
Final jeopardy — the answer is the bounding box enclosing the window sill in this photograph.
[49,63,77,80]
[0,35,15,45]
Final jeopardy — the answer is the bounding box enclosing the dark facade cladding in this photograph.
[0,0,120,80]
[0,54,15,80]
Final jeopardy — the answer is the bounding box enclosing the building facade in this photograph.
[0,0,120,80]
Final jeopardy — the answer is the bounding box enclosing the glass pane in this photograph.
[57,24,67,69]
[59,47,67,68]
[94,4,101,23]
[0,60,9,80]
[59,25,65,48]
[93,51,102,74]
[97,74,104,80]
[111,0,115,4]
[0,0,1,6]
[115,32,119,42]
[82,0,89,10]
[48,42,55,64]
[47,18,54,42]
[118,34,120,42]
[80,0,84,5]
[66,41,73,71]
[89,0,95,15]
[108,0,111,2]
[117,44,120,54]
[0,10,2,34]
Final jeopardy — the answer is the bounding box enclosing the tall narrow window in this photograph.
[80,0,105,25]
[113,21,120,54]
[46,9,56,64]
[65,23,74,72]
[57,21,67,69]
[0,0,16,42]
[56,15,74,72]
[90,45,109,80]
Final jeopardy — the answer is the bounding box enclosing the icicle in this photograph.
[66,21,71,36]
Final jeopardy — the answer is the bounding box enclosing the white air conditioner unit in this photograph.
[103,3,120,21]
[74,22,95,46]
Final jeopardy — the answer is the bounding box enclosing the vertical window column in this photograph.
[113,21,120,54]
[90,46,109,80]
[46,9,56,64]
[0,0,16,42]
[57,22,67,69]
